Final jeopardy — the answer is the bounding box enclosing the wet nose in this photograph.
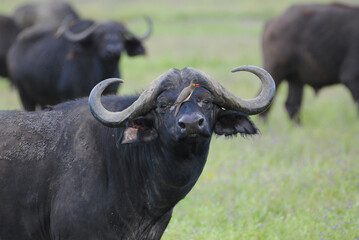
[177,113,205,134]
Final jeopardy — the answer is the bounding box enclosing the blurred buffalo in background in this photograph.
[0,2,78,79]
[261,3,359,123]
[7,17,152,111]
[0,15,19,78]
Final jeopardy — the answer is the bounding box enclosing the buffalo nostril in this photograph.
[178,114,206,132]
[198,118,204,126]
[178,122,186,129]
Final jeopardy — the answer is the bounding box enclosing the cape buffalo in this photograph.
[0,66,275,239]
[0,15,19,78]
[0,2,79,79]
[7,17,152,111]
[261,3,359,123]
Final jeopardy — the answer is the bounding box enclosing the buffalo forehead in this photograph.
[97,21,127,33]
[161,68,208,88]
[155,68,210,100]
[158,85,211,102]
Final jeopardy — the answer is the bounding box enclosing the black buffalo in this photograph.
[0,2,79,79]
[0,15,19,78]
[261,3,359,123]
[0,66,275,239]
[7,17,152,111]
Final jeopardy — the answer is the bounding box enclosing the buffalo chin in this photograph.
[176,132,211,143]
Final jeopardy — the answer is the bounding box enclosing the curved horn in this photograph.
[55,14,76,38]
[89,66,275,128]
[196,65,276,115]
[63,20,99,42]
[89,70,176,127]
[128,16,152,41]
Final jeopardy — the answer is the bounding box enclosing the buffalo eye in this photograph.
[158,102,169,113]
[198,98,213,109]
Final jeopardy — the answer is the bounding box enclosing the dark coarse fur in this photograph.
[0,68,259,239]
[7,18,148,111]
[0,15,20,78]
[261,3,359,123]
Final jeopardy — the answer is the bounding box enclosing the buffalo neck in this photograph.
[104,127,211,217]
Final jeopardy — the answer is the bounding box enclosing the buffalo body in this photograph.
[262,3,359,122]
[0,67,274,239]
[7,18,150,110]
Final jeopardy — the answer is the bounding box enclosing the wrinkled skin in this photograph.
[0,68,258,239]
[261,3,359,123]
[7,19,147,111]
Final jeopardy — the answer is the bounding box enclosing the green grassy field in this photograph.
[1,0,359,239]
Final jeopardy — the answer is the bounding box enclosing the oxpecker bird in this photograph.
[172,83,200,116]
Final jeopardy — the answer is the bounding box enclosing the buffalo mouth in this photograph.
[176,130,211,142]
[187,133,201,138]
[102,49,122,59]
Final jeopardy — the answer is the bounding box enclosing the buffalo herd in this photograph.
[0,1,357,239]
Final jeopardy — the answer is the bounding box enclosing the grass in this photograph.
[1,0,359,239]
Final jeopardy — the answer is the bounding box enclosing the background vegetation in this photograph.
[1,0,359,239]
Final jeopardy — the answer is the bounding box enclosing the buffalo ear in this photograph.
[214,110,258,136]
[120,115,158,144]
[124,38,146,56]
